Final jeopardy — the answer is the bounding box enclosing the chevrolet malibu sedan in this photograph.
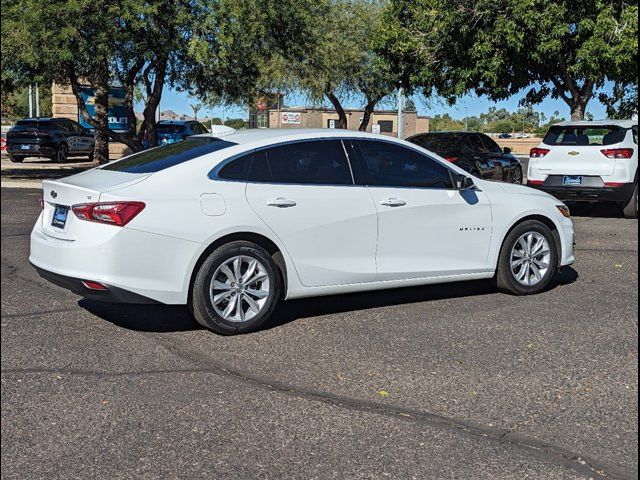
[30,129,575,335]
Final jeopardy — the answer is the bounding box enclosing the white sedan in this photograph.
[30,129,575,334]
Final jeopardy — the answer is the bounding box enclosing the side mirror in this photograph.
[503,147,512,154]
[456,174,476,190]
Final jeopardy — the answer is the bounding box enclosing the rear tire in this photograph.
[510,166,523,184]
[190,241,282,335]
[496,220,559,295]
[622,184,638,219]
[55,143,68,163]
[8,155,24,163]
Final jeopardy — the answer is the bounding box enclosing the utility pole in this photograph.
[465,106,469,132]
[28,84,33,118]
[35,83,40,117]
[397,83,404,139]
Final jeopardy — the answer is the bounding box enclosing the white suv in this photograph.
[527,120,638,218]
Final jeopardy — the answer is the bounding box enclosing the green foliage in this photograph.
[223,118,248,129]
[380,0,639,120]
[1,85,52,120]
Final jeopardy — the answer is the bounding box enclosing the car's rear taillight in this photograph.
[530,148,550,158]
[600,148,634,159]
[444,156,459,163]
[527,180,545,186]
[72,202,145,227]
[81,280,108,291]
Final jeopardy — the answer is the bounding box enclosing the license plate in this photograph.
[563,176,583,186]
[51,205,69,229]
[20,144,31,150]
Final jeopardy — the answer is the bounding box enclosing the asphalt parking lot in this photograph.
[1,187,638,479]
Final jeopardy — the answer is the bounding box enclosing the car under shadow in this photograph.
[79,268,578,334]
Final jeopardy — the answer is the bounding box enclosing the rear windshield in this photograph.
[157,124,186,134]
[543,126,627,146]
[409,134,466,156]
[13,120,60,131]
[102,137,237,173]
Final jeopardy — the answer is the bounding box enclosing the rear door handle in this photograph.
[380,198,407,207]
[266,197,297,208]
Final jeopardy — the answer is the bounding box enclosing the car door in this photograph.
[68,120,94,153]
[245,139,378,287]
[58,120,80,153]
[479,134,515,181]
[351,139,493,281]
[465,135,496,179]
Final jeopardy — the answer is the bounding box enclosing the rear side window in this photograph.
[409,134,465,157]
[217,152,253,180]
[102,138,237,173]
[543,126,627,146]
[249,140,353,185]
[355,140,454,189]
[157,124,186,134]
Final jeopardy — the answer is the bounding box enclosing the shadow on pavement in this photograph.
[79,268,578,334]
[566,201,626,219]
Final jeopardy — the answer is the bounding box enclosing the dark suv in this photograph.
[6,118,94,163]
[407,132,523,183]
[156,120,210,145]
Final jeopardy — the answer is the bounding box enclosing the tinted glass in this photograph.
[217,152,252,181]
[478,134,503,154]
[378,120,393,133]
[13,120,60,131]
[356,140,454,189]
[543,126,627,146]
[467,134,489,153]
[157,124,187,134]
[102,137,237,173]
[252,140,352,185]
[633,126,638,145]
[409,134,466,157]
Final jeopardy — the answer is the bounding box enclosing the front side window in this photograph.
[250,140,353,185]
[543,126,627,146]
[478,134,503,154]
[103,137,237,173]
[355,140,454,189]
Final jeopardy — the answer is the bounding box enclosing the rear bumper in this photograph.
[527,182,636,203]
[7,144,57,158]
[32,264,159,304]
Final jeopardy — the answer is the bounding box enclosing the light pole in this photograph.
[28,84,33,118]
[397,82,404,139]
[35,83,40,117]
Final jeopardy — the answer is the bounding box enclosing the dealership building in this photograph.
[250,106,430,138]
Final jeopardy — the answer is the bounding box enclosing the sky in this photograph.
[155,85,610,122]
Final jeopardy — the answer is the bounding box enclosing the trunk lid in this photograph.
[41,169,150,240]
[535,144,619,177]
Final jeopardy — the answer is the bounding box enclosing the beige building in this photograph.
[263,107,429,139]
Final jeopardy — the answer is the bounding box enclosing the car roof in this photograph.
[18,117,61,122]
[556,120,637,128]
[193,128,404,146]
[158,120,196,125]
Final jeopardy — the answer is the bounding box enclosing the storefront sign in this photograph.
[79,87,129,132]
[281,112,302,125]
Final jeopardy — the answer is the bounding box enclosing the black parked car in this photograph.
[155,120,210,146]
[6,118,94,163]
[407,132,523,183]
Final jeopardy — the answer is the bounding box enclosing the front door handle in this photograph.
[380,198,407,207]
[266,197,297,208]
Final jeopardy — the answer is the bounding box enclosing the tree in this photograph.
[0,85,52,120]
[190,103,203,121]
[380,0,638,121]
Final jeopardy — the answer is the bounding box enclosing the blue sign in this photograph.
[79,87,129,132]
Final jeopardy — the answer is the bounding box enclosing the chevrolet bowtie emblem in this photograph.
[51,190,58,198]
[568,151,580,156]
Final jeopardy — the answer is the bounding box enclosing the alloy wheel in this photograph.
[209,255,271,322]
[510,232,551,286]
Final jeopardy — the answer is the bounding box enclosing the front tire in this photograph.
[190,241,282,335]
[622,184,638,219]
[496,220,559,295]
[8,155,24,163]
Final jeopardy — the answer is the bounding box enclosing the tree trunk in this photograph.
[140,57,167,147]
[570,99,588,121]
[92,64,111,165]
[359,98,380,131]
[325,89,348,129]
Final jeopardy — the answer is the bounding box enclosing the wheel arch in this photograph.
[499,214,563,269]
[187,231,289,306]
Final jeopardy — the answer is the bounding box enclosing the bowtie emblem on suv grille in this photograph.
[51,190,58,199]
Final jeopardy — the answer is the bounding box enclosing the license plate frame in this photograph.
[51,205,69,229]
[562,176,583,186]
